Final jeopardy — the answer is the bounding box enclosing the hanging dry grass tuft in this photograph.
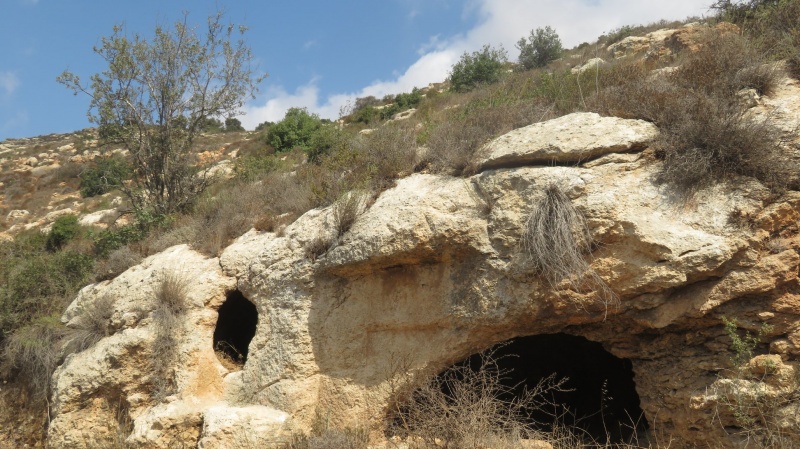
[521,183,615,305]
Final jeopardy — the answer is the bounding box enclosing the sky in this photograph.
[0,0,713,140]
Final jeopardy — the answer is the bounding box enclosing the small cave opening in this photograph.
[403,333,648,444]
[213,290,257,368]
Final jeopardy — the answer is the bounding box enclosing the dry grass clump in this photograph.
[352,124,419,187]
[0,315,66,407]
[94,246,142,281]
[425,121,490,176]
[305,234,335,262]
[284,427,369,449]
[653,95,786,194]
[331,191,369,239]
[521,183,607,297]
[594,32,793,196]
[670,33,779,96]
[190,181,274,256]
[154,270,189,316]
[389,349,564,449]
[150,270,189,400]
[61,294,116,355]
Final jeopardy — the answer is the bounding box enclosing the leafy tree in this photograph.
[224,117,245,132]
[200,117,225,133]
[448,45,508,92]
[58,12,265,214]
[516,26,563,70]
[255,120,274,132]
[266,107,323,153]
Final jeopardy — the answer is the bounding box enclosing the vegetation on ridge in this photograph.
[1,0,800,445]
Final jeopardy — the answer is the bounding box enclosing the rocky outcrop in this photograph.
[476,112,658,170]
[46,108,800,448]
[607,22,740,59]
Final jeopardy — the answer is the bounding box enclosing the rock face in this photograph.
[47,109,800,448]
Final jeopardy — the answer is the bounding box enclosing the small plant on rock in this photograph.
[521,182,614,306]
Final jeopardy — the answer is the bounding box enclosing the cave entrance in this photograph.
[444,334,648,443]
[213,290,257,368]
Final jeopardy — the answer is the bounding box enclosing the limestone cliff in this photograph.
[41,75,800,448]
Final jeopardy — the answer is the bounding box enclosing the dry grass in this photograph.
[521,183,614,307]
[150,270,189,400]
[593,35,793,196]
[353,123,419,187]
[190,181,274,256]
[670,32,781,97]
[389,348,565,449]
[425,121,490,176]
[305,234,335,262]
[0,315,67,408]
[94,246,142,281]
[62,294,116,355]
[331,191,369,238]
[154,270,189,315]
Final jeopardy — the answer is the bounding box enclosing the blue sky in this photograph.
[1,0,711,140]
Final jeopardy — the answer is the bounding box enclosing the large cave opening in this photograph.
[213,290,257,367]
[430,334,648,444]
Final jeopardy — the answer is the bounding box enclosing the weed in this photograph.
[331,191,368,239]
[155,270,189,316]
[711,317,798,448]
[150,271,189,400]
[62,294,116,355]
[94,246,143,281]
[0,315,67,407]
[389,347,564,449]
[521,184,599,293]
[305,234,334,262]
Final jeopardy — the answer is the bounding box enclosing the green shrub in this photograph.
[46,214,81,251]
[267,107,323,153]
[449,45,508,92]
[200,117,225,133]
[379,88,424,120]
[603,25,635,45]
[516,26,563,70]
[234,154,282,182]
[224,117,245,132]
[351,105,379,124]
[0,241,94,344]
[308,124,350,162]
[79,156,131,198]
[93,211,167,256]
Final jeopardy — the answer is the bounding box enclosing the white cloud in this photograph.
[242,0,710,128]
[303,40,317,50]
[241,80,350,128]
[0,71,20,96]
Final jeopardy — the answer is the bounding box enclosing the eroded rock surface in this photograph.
[47,109,800,448]
[476,112,658,170]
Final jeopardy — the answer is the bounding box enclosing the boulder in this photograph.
[476,112,658,170]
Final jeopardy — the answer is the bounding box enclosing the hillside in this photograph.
[3,2,800,448]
